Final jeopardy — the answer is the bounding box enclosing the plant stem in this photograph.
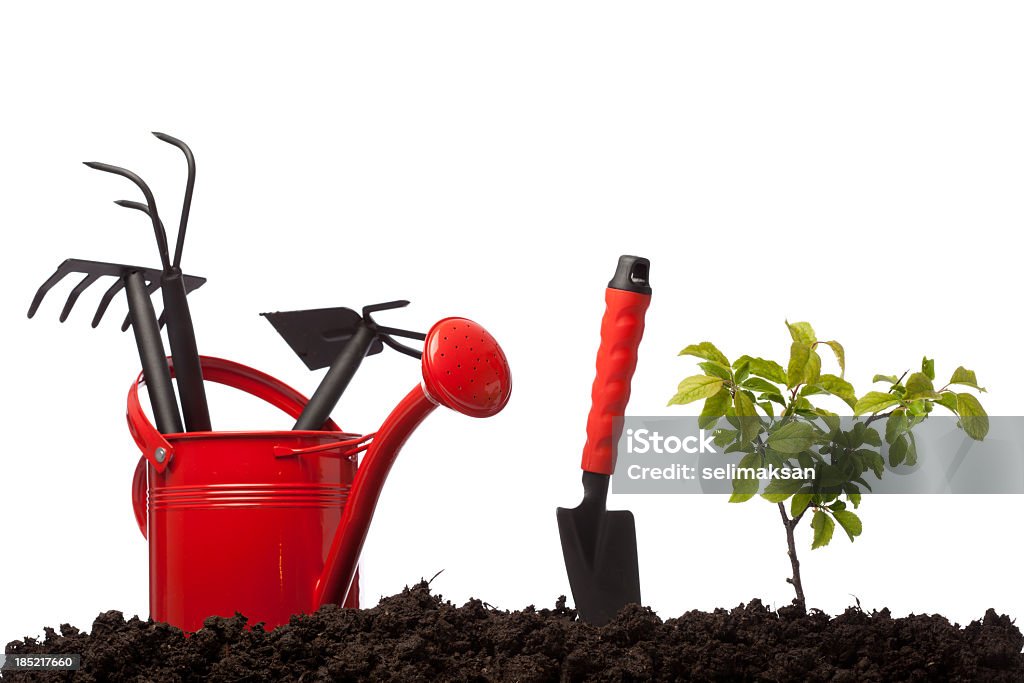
[778,502,807,610]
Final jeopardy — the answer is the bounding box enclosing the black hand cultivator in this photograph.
[27,133,210,434]
[262,299,426,430]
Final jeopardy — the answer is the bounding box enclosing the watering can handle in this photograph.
[129,355,343,538]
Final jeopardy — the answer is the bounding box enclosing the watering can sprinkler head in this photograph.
[420,317,512,418]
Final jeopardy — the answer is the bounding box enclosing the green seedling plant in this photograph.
[668,321,988,610]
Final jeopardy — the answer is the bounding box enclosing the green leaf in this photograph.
[842,483,861,508]
[737,451,761,469]
[713,428,737,447]
[733,361,750,384]
[833,510,863,541]
[907,399,928,416]
[888,434,908,467]
[787,342,811,389]
[761,477,805,503]
[758,401,775,417]
[811,510,835,549]
[734,356,788,384]
[679,342,730,367]
[804,350,822,385]
[820,340,846,377]
[668,375,725,406]
[956,393,989,440]
[818,463,848,487]
[791,491,814,518]
[854,392,901,416]
[860,426,882,447]
[885,410,908,445]
[873,374,900,384]
[733,390,761,445]
[921,357,935,381]
[949,366,986,392]
[699,388,732,429]
[767,421,815,454]
[729,452,761,502]
[699,361,733,381]
[786,321,816,344]
[742,377,782,395]
[904,372,940,401]
[936,392,959,413]
[905,431,918,467]
[860,451,885,479]
[796,451,817,469]
[814,374,857,409]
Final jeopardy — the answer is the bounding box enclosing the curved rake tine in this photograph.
[60,273,101,322]
[379,333,424,360]
[27,263,73,318]
[152,132,195,269]
[121,278,161,332]
[84,161,171,271]
[92,278,126,328]
[362,301,424,359]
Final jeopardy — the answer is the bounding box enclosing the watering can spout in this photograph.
[315,317,512,608]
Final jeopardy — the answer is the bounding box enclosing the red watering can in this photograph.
[128,317,511,632]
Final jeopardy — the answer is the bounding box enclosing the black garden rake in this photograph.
[27,133,211,434]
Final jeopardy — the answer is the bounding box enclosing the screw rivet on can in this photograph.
[154,447,167,463]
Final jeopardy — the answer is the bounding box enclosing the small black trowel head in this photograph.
[261,307,384,370]
[556,472,641,626]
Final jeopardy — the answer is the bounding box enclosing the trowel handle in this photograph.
[581,256,651,475]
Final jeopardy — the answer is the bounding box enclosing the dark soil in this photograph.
[5,583,1023,682]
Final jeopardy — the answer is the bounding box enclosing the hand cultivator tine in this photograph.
[363,302,425,360]
[92,278,126,328]
[152,132,195,269]
[379,334,424,360]
[83,162,171,270]
[370,324,427,341]
[59,273,102,322]
[109,137,211,432]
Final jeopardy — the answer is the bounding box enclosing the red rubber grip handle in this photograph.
[581,287,651,474]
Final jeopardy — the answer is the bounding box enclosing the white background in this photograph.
[2,2,1022,647]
